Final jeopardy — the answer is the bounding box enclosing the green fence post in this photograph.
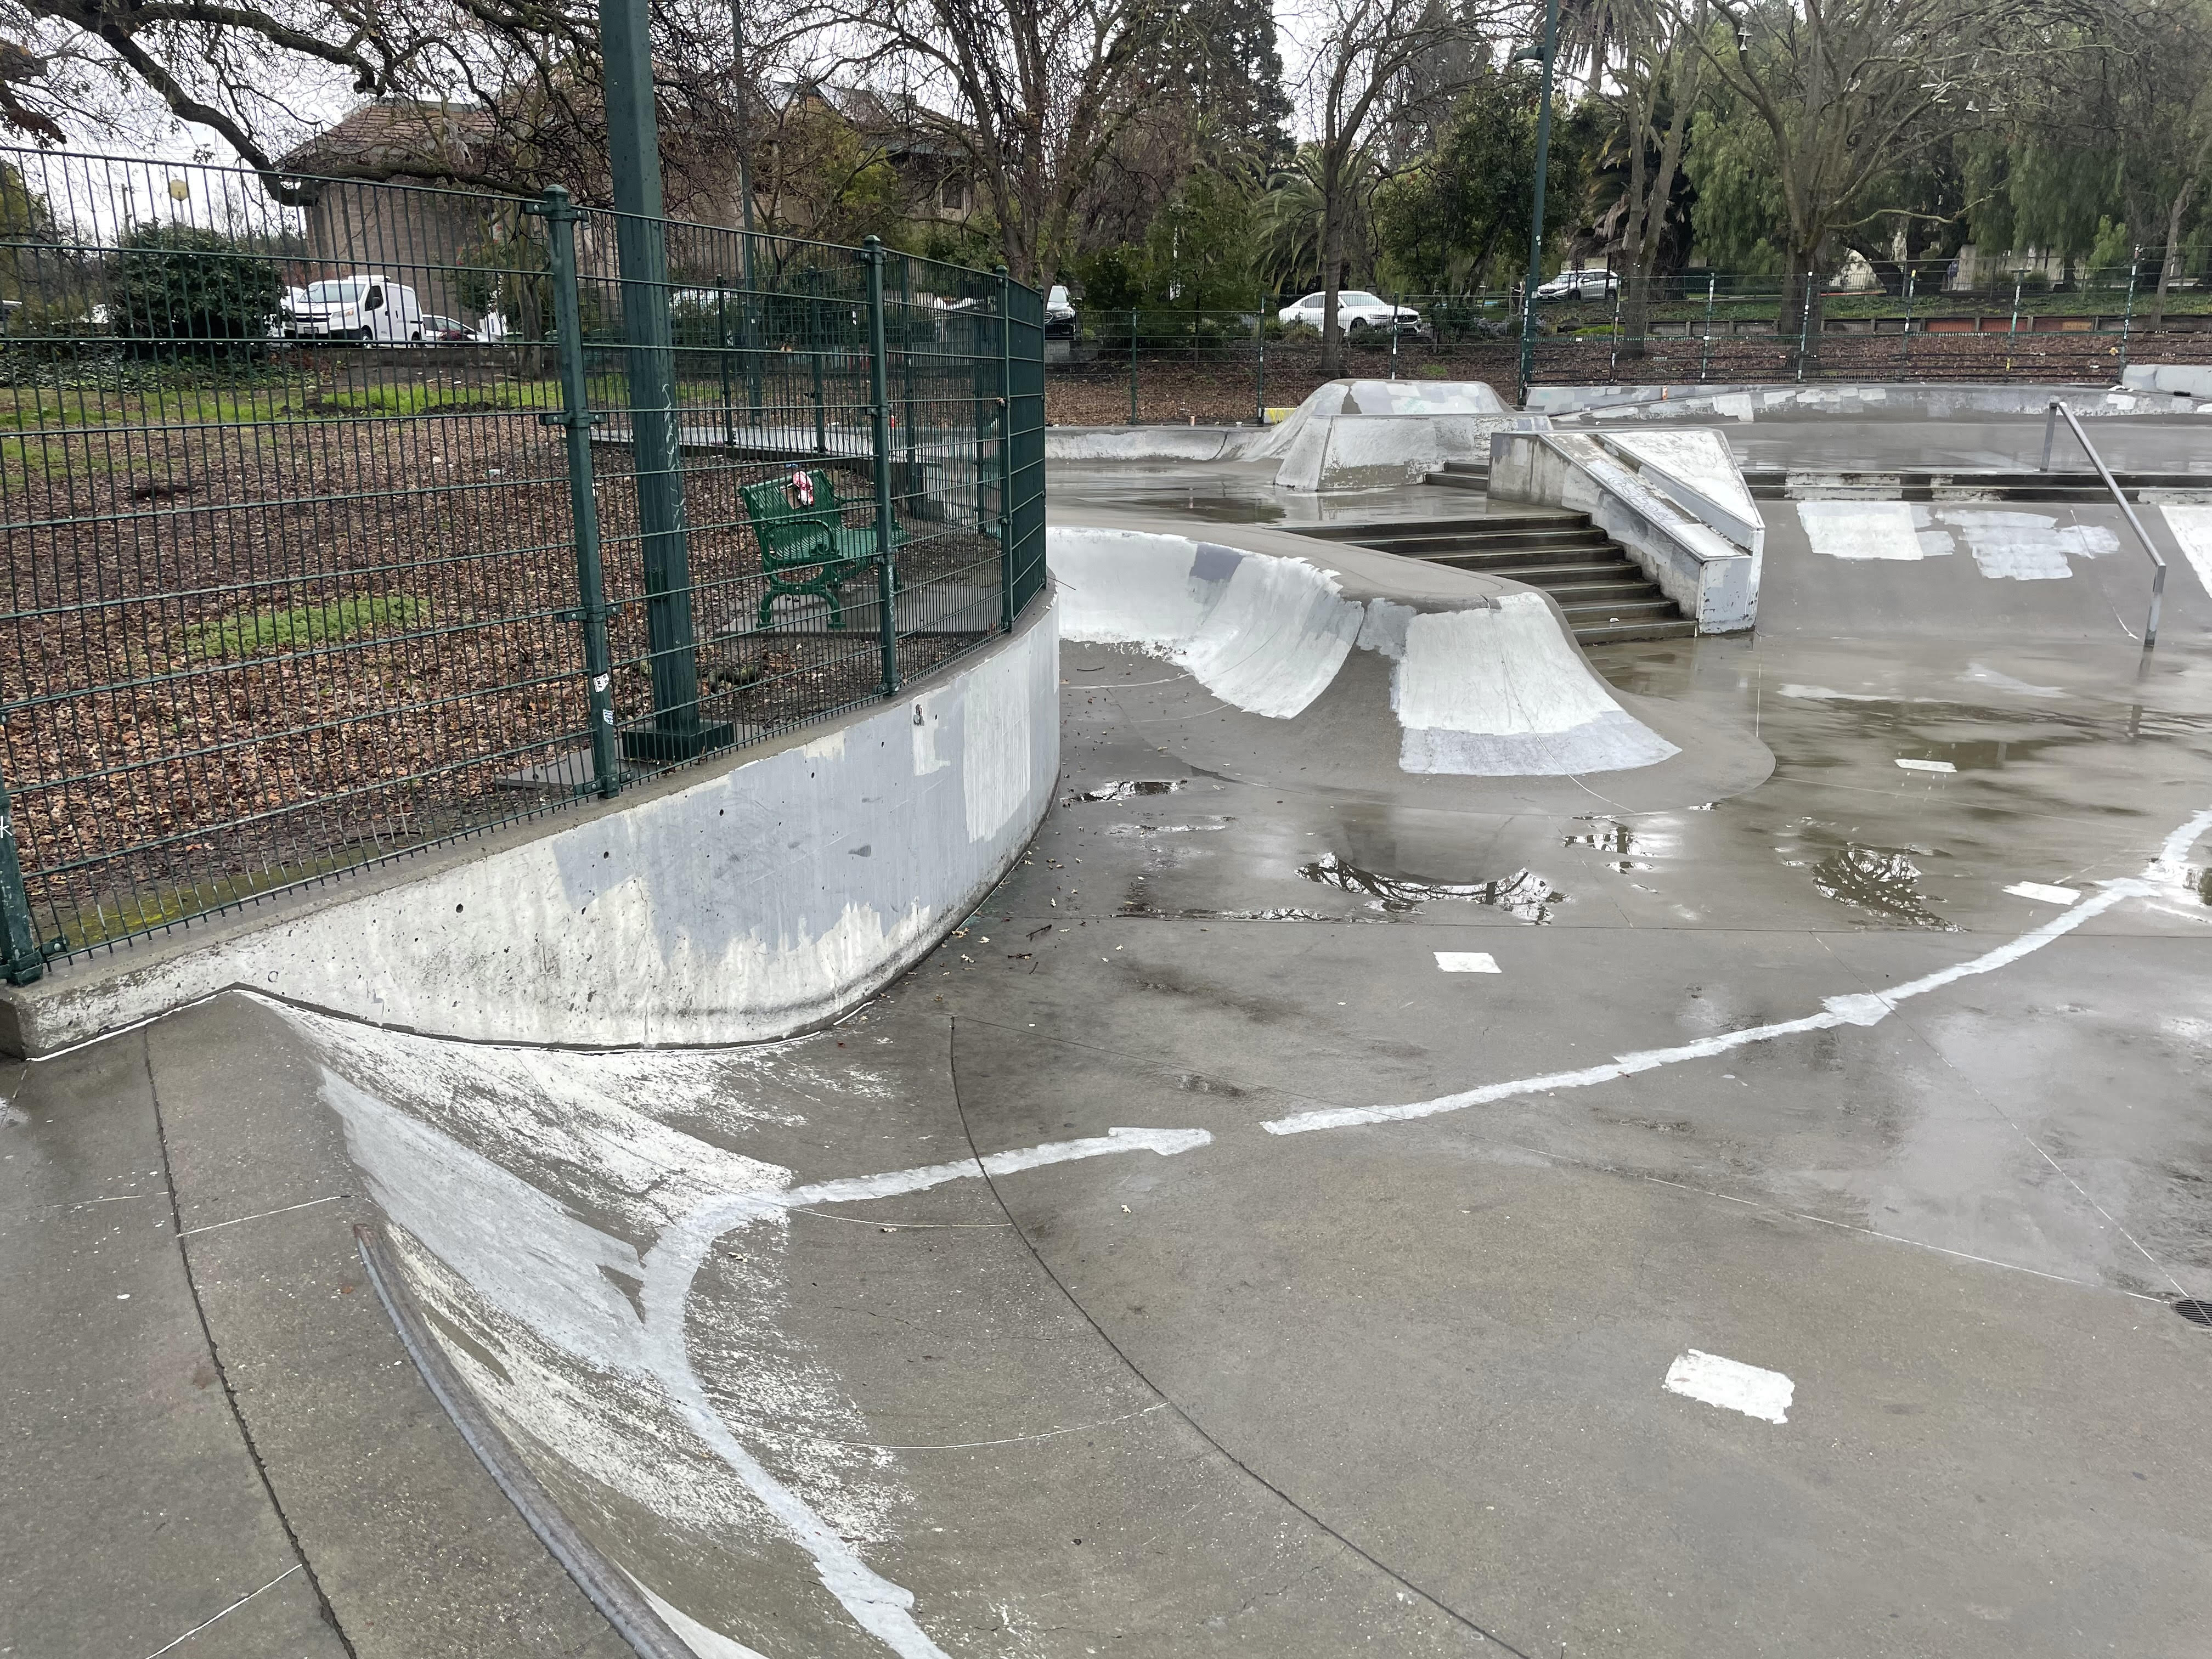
[533,185,622,800]
[2120,248,2140,376]
[718,287,735,448]
[1130,309,1139,424]
[1390,291,1402,379]
[864,236,900,696]
[1698,273,1715,382]
[810,270,828,454]
[2007,274,2022,362]
[0,759,46,985]
[1900,266,1915,377]
[998,266,1015,633]
[1254,291,1266,422]
[601,0,714,759]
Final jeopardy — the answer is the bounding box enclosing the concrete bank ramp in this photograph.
[1048,518,1770,810]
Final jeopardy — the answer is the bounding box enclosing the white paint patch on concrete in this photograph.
[1895,758,1956,773]
[627,1575,772,1659]
[2005,882,2080,905]
[1778,683,1933,704]
[1960,663,2064,697]
[1797,500,1952,560]
[1263,800,2212,1137]
[1434,952,1499,973]
[1394,597,1679,776]
[1937,509,2118,580]
[2160,504,2212,596]
[1663,1350,1793,1424]
[961,644,1033,844]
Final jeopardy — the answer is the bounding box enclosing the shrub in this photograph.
[112,224,283,359]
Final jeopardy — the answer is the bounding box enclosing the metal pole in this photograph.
[1900,265,1915,376]
[1698,272,1714,382]
[1609,274,1622,377]
[535,185,622,800]
[1796,276,1812,382]
[2120,247,2140,376]
[1255,290,1266,422]
[2007,274,2022,359]
[731,0,763,422]
[601,0,713,758]
[810,269,828,454]
[997,266,1015,633]
[1390,290,1401,379]
[2042,399,2058,471]
[718,287,733,448]
[1130,309,1139,424]
[0,759,46,984]
[1514,0,1564,406]
[864,237,900,696]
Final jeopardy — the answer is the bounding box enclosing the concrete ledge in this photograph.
[1488,430,1761,631]
[1528,381,2208,422]
[1,597,1059,1056]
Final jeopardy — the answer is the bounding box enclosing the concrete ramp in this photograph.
[1048,521,1774,810]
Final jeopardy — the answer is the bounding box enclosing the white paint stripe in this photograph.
[1263,803,2212,1137]
[1895,757,1955,773]
[141,1564,302,1658]
[174,1193,345,1237]
[1663,1350,1793,1424]
[636,1126,1211,1659]
[2004,882,2079,905]
[1434,951,1500,973]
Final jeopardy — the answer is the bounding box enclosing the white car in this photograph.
[1534,268,1619,300]
[286,274,425,344]
[1277,290,1431,341]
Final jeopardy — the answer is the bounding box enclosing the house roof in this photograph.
[279,100,498,178]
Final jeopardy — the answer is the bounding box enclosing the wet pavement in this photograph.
[9,415,2211,1658]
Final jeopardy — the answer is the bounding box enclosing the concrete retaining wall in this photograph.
[1488,430,1760,631]
[2120,364,2212,400]
[0,599,1060,1056]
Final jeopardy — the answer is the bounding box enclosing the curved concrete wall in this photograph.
[3,599,1060,1053]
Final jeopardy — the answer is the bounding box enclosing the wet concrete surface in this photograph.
[11,421,2212,1657]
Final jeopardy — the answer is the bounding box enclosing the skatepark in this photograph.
[8,378,2212,1659]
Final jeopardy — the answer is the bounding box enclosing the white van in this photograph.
[286,274,426,345]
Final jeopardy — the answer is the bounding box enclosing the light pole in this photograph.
[1512,0,1562,406]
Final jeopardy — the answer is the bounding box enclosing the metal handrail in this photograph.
[2042,399,2167,649]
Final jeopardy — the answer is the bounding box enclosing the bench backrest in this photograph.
[740,470,849,559]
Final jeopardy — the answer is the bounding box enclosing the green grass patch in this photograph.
[313,381,554,417]
[185,593,430,660]
[0,434,115,488]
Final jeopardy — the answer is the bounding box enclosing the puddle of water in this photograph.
[1808,844,1957,930]
[1297,851,1567,922]
[1112,492,1288,525]
[1062,780,1190,804]
[1099,819,1232,836]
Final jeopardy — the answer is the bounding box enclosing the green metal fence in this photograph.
[0,148,1047,980]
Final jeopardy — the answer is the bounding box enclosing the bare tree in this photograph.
[813,0,1177,286]
[1695,0,2061,347]
[1291,0,1490,373]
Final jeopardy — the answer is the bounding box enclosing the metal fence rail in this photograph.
[0,148,1047,979]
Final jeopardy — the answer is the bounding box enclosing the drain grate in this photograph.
[2174,1299,2212,1327]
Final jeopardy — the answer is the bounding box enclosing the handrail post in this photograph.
[2052,398,2167,651]
[2041,399,2058,472]
[0,758,47,984]
[532,184,622,799]
[863,236,900,696]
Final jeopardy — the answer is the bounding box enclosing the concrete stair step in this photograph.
[1559,596,1679,622]
[1576,617,1700,644]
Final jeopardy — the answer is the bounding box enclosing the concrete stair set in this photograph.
[1305,506,1697,645]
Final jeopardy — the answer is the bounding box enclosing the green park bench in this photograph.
[739,468,903,631]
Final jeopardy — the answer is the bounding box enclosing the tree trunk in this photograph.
[2147,177,2197,332]
[1318,152,1346,375]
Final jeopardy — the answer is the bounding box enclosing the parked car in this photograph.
[1044,284,1076,340]
[285,275,426,344]
[1276,290,1432,340]
[1534,268,1619,301]
[419,314,474,342]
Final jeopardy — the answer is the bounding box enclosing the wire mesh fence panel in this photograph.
[0,149,587,963]
[0,149,1046,973]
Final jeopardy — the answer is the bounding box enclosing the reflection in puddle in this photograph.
[1810,845,1957,930]
[1062,780,1189,804]
[1099,819,1232,836]
[1298,852,1567,922]
[1562,819,1649,872]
